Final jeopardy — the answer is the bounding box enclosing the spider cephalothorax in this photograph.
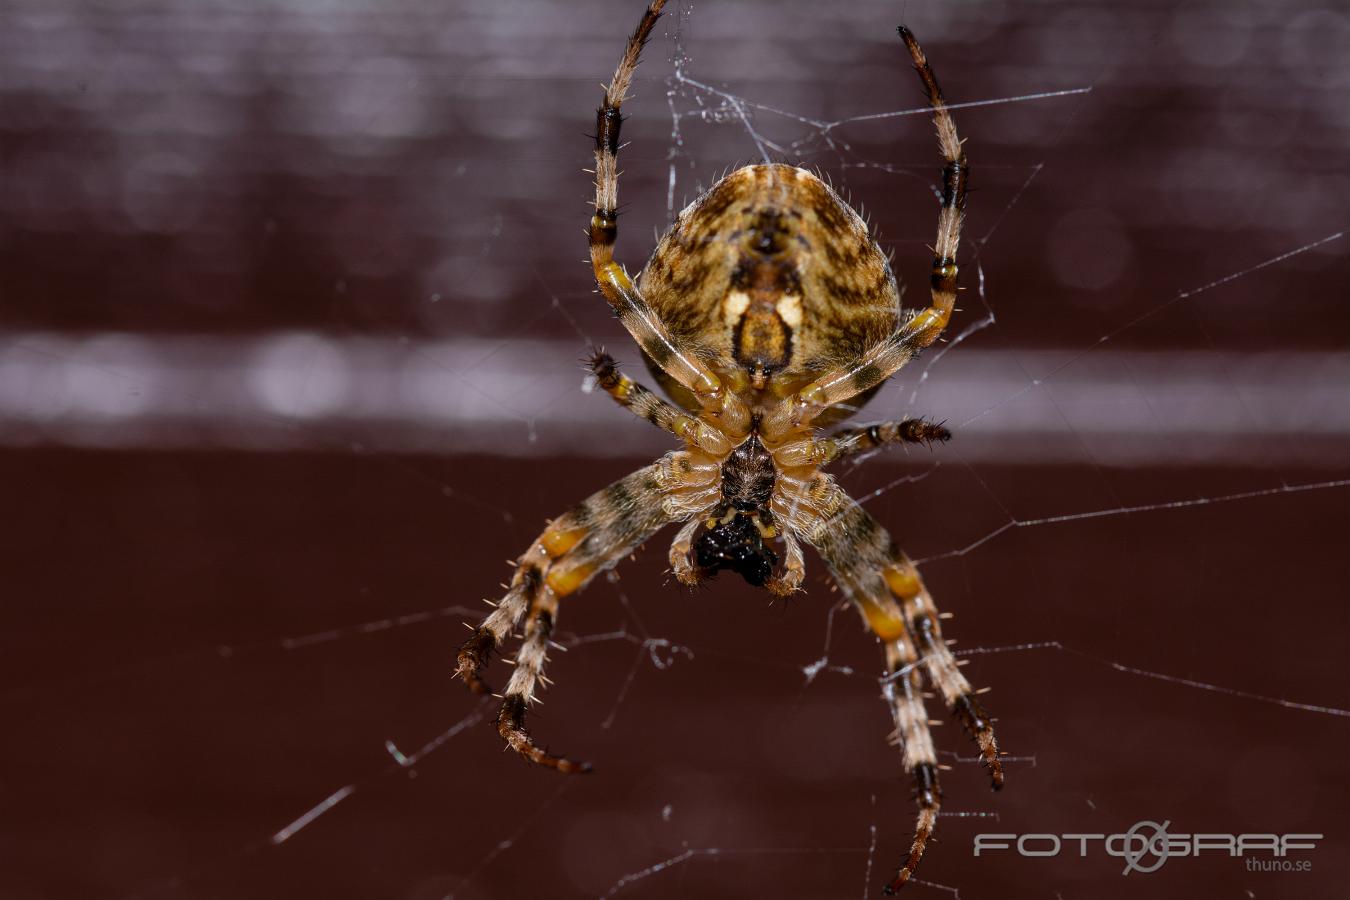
[456,2,1002,893]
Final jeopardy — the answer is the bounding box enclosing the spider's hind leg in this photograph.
[588,0,728,411]
[763,25,968,436]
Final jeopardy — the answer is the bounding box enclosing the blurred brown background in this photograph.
[1,1,1347,899]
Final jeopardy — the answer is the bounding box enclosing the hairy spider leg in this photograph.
[886,558,1003,788]
[883,630,941,895]
[588,350,732,456]
[879,558,1003,893]
[898,25,966,352]
[588,0,731,411]
[778,474,1002,892]
[456,452,718,772]
[765,26,969,432]
[802,418,953,467]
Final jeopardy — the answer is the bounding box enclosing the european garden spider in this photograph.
[456,2,1003,891]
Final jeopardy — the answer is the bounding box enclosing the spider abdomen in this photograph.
[638,164,901,418]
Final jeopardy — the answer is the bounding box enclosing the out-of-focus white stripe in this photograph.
[0,332,1345,465]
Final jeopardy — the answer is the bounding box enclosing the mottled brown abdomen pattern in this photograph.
[637,164,902,413]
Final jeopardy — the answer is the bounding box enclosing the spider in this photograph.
[456,2,1002,892]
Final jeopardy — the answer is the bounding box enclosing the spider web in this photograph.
[0,1,1347,899]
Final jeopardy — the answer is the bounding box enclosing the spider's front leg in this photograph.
[781,475,1003,892]
[457,451,718,772]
